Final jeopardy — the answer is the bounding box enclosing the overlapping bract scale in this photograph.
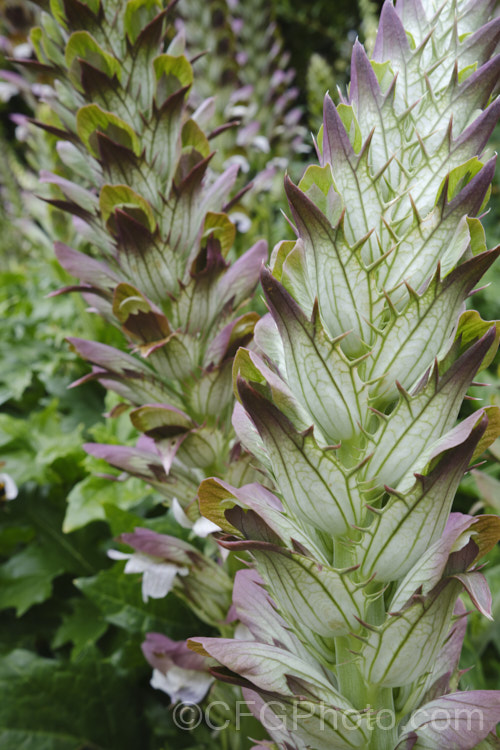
[192,1,500,747]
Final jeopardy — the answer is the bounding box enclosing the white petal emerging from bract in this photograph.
[172,498,221,538]
[107,549,188,602]
[141,562,188,602]
[150,666,214,704]
[171,498,192,529]
[192,517,221,537]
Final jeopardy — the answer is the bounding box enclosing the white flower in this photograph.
[229,211,252,233]
[0,473,18,501]
[12,42,32,59]
[150,666,214,704]
[222,154,250,174]
[15,124,29,142]
[0,82,19,103]
[107,549,188,602]
[171,498,221,538]
[226,104,250,119]
[32,83,55,99]
[252,135,271,154]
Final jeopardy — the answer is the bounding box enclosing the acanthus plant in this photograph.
[176,0,307,166]
[17,0,271,685]
[175,0,308,244]
[186,1,500,748]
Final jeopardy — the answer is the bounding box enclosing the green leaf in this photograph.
[0,544,66,616]
[75,564,199,636]
[0,524,34,558]
[439,157,484,204]
[52,598,108,657]
[297,164,336,216]
[64,474,153,532]
[0,401,85,486]
[84,0,101,13]
[337,103,362,152]
[29,26,45,63]
[103,504,204,544]
[202,212,236,258]
[49,0,67,27]
[0,648,141,749]
[182,118,210,159]
[450,310,500,373]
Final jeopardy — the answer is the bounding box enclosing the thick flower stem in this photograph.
[333,538,367,705]
[366,604,397,749]
[334,539,398,748]
[333,633,367,707]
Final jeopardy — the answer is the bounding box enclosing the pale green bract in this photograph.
[193,1,500,748]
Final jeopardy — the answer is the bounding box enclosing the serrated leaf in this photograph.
[365,329,495,492]
[64,474,153,532]
[75,564,198,636]
[400,691,500,749]
[0,544,66,616]
[0,648,141,749]
[198,478,326,560]
[190,637,347,703]
[284,176,378,352]
[52,598,108,657]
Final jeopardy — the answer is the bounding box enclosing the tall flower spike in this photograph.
[176,0,309,247]
[192,1,500,747]
[18,0,267,625]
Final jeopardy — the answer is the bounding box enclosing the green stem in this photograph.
[334,540,398,748]
[366,590,397,749]
[334,539,367,707]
